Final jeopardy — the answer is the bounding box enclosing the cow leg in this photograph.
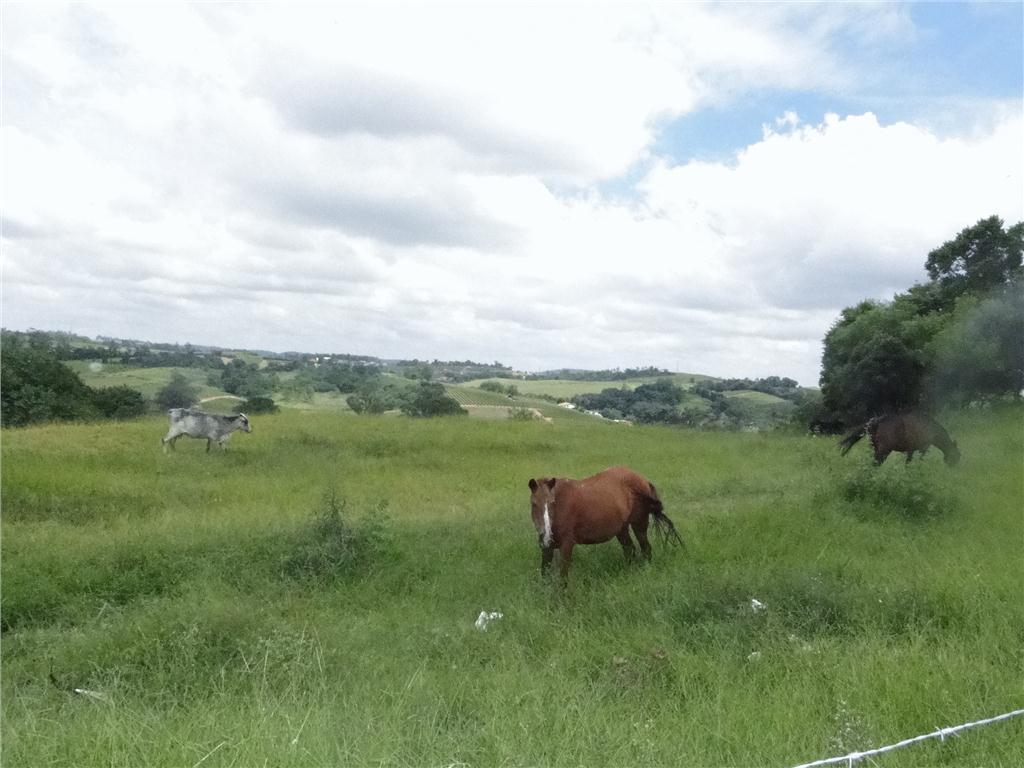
[206,438,212,453]
[631,515,652,562]
[616,525,636,564]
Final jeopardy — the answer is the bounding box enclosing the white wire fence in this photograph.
[790,708,1024,768]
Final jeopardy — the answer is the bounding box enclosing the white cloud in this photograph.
[640,112,1023,312]
[2,4,1021,386]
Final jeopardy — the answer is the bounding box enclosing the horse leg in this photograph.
[558,541,574,583]
[616,525,636,564]
[206,438,212,453]
[905,451,913,464]
[631,515,652,562]
[540,545,554,574]
[874,448,890,466]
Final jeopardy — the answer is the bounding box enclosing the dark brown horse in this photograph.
[838,412,960,466]
[527,465,682,581]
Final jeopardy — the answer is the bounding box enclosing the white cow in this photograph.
[162,408,251,453]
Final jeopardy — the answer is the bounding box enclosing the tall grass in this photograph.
[2,408,1022,766]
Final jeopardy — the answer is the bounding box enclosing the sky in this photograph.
[2,2,1022,386]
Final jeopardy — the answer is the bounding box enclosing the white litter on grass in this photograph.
[750,598,766,612]
[475,611,503,630]
[747,651,762,662]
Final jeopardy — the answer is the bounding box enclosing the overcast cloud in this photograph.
[2,3,1021,385]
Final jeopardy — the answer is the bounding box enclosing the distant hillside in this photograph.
[3,328,812,429]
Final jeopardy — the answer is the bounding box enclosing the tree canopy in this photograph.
[820,215,1023,423]
[1,332,146,426]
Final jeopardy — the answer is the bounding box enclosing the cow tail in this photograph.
[837,425,866,456]
[644,482,684,549]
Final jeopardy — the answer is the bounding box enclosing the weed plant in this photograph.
[282,489,390,585]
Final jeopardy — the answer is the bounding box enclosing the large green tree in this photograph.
[927,284,1024,404]
[820,301,931,422]
[819,216,1023,424]
[1,333,99,426]
[155,372,199,410]
[925,215,1023,306]
[400,382,467,417]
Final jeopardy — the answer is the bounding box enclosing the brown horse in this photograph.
[527,465,682,581]
[838,412,960,466]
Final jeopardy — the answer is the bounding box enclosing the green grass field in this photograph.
[3,407,1023,766]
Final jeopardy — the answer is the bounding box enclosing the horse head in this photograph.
[527,477,558,548]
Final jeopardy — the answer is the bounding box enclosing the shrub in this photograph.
[238,396,278,414]
[347,379,416,414]
[509,407,535,421]
[282,489,389,585]
[91,385,147,419]
[840,465,956,520]
[155,372,199,410]
[400,382,468,417]
[0,333,99,426]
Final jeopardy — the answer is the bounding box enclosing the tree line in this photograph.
[1,332,146,426]
[528,366,672,382]
[817,215,1022,427]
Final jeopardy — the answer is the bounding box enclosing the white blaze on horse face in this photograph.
[542,503,553,547]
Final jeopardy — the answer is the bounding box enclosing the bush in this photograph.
[282,489,389,585]
[480,381,518,397]
[238,396,278,414]
[1,333,99,426]
[400,382,468,417]
[509,407,535,421]
[155,372,199,410]
[346,378,416,414]
[91,385,146,419]
[840,465,957,520]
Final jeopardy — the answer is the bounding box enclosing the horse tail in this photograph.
[837,425,866,456]
[644,482,684,548]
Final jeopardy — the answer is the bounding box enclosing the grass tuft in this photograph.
[281,488,390,585]
[839,463,958,520]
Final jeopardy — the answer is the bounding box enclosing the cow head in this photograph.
[236,413,252,432]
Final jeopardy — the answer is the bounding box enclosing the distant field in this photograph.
[66,363,229,400]
[722,389,797,423]
[723,389,791,403]
[464,374,713,400]
[677,390,714,414]
[445,384,585,420]
[3,407,1021,765]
